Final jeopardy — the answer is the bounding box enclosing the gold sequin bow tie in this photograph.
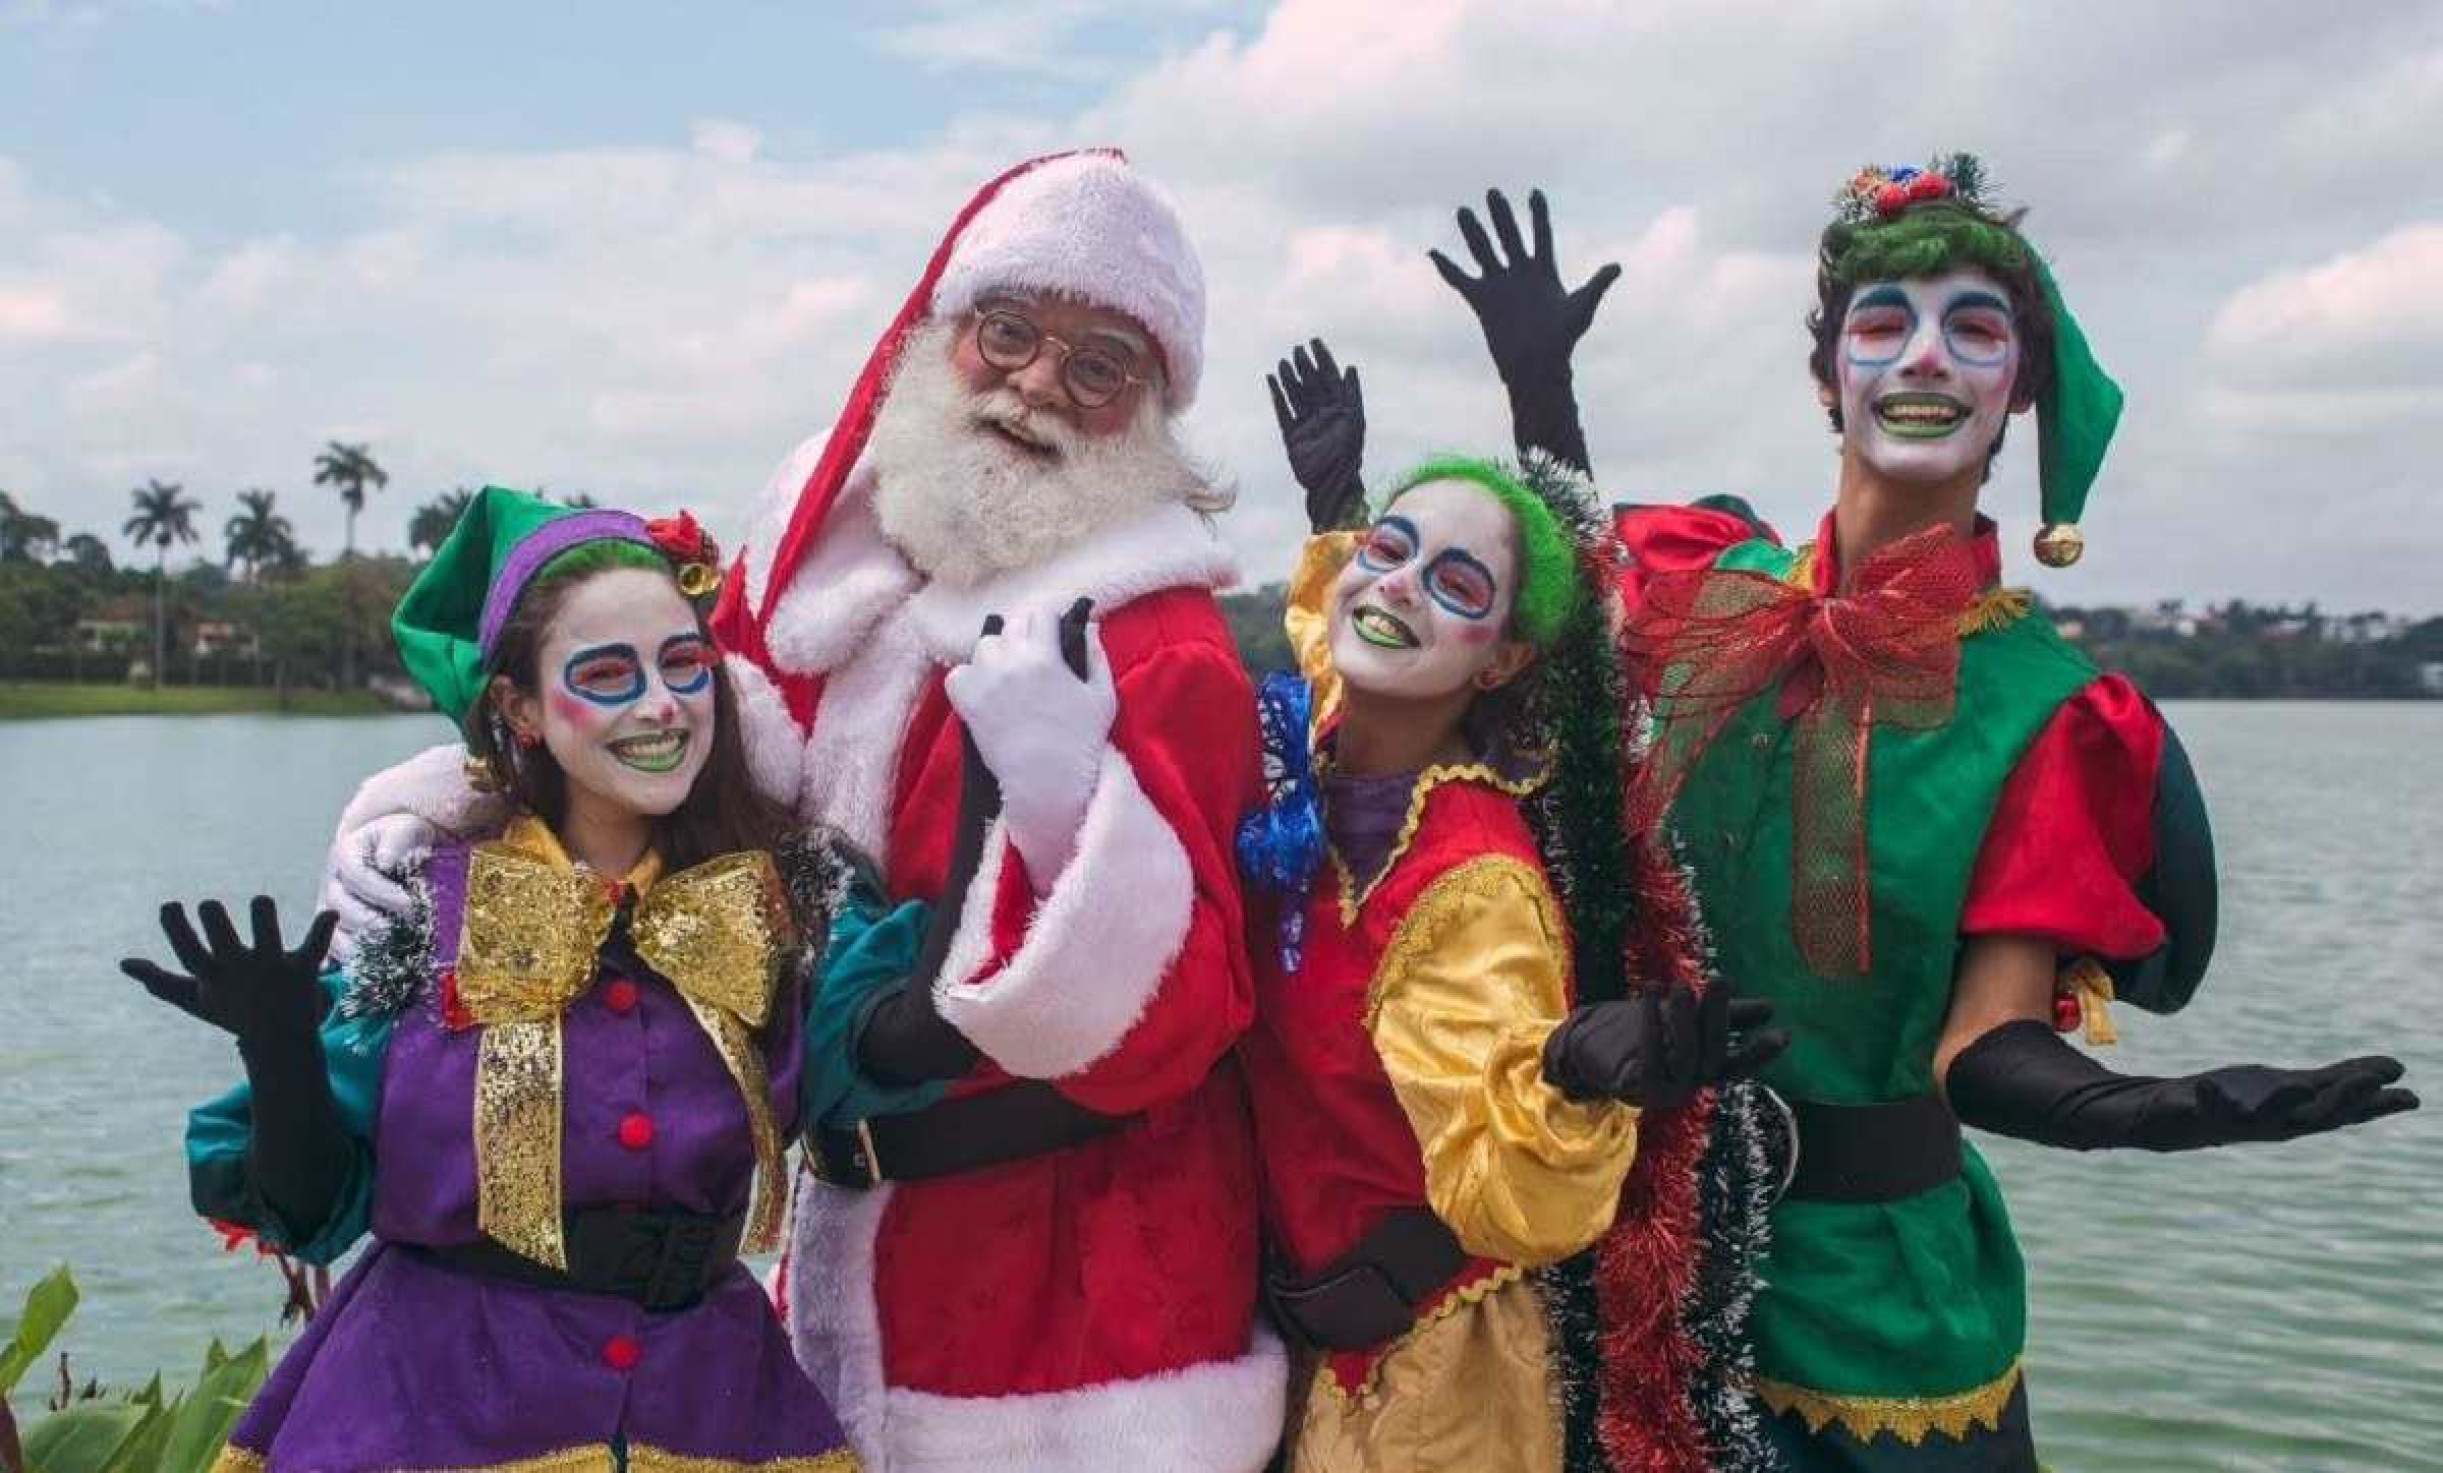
[455,845,796,1269]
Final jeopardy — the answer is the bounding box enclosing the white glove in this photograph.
[319,743,510,959]
[320,813,438,960]
[943,607,1118,891]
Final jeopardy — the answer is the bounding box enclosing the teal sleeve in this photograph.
[185,969,389,1266]
[802,892,951,1131]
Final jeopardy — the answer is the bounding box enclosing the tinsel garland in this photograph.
[337,878,436,1021]
[1514,453,1635,1009]
[773,825,861,973]
[1684,1078,1783,1471]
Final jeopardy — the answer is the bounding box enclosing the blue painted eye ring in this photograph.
[562,644,646,706]
[1422,547,1497,622]
[1355,515,1420,573]
[658,634,714,696]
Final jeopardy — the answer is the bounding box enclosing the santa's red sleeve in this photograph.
[932,632,1261,1115]
[1961,673,2167,959]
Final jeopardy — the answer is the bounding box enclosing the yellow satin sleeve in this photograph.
[1285,530,1361,727]
[1368,855,1639,1267]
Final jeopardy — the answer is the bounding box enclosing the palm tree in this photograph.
[312,441,388,558]
[408,487,475,556]
[224,488,298,584]
[122,478,201,688]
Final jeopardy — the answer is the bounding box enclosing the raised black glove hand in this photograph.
[1947,1019,2419,1152]
[1429,188,1619,474]
[1542,986,1788,1110]
[1267,338,1368,534]
[122,896,337,1047]
[123,897,350,1238]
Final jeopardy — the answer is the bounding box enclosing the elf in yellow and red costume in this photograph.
[1235,440,1787,1472]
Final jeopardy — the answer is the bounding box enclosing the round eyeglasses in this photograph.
[971,309,1153,409]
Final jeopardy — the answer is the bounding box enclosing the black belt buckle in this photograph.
[1263,1261,1417,1353]
[599,1211,731,1313]
[811,1121,881,1191]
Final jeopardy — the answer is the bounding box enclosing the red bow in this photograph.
[646,511,713,565]
[1627,525,1984,977]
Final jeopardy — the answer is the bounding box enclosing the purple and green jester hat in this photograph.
[393,485,722,727]
[1827,152,2125,567]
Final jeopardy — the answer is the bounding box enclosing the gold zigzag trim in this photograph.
[1311,1262,1530,1410]
[1329,760,1544,926]
[210,1443,858,1473]
[1755,1360,2022,1448]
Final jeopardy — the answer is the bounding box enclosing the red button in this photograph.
[617,1112,655,1151]
[602,1334,642,1371]
[603,980,640,1015]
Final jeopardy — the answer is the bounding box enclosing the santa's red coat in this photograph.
[717,446,1282,1473]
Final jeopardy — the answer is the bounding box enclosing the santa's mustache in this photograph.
[966,388,1080,459]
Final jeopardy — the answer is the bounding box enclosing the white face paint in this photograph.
[523,568,716,820]
[1836,268,2023,487]
[1328,478,1521,701]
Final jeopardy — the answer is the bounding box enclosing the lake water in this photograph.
[2,704,2438,1469]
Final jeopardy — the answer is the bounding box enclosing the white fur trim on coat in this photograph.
[784,1171,895,1465]
[761,463,920,678]
[933,746,1193,1079]
[903,501,1237,665]
[882,1326,1286,1473]
[721,654,804,809]
[930,153,1206,410]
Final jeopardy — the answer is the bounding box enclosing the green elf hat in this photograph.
[1830,154,2125,567]
[393,486,659,725]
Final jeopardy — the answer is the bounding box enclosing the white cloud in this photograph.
[2205,224,2443,393]
[2,0,2439,613]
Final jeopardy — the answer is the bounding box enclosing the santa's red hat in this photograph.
[722,148,1204,634]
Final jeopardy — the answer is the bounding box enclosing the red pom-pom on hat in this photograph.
[1909,172,1953,202]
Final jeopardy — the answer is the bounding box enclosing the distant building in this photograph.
[74,597,148,653]
[192,620,258,658]
[2420,662,2443,697]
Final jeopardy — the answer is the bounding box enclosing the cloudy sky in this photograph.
[5,0,2439,611]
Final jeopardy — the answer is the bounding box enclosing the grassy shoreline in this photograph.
[0,680,396,719]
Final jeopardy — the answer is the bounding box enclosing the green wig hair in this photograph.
[1383,454,1584,648]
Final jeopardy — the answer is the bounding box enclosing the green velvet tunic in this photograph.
[1664,537,2096,1443]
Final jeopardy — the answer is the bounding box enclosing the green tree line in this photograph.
[1,452,596,701]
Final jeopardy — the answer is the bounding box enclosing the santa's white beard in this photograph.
[866,323,1217,587]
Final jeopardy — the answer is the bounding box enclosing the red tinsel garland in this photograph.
[1592,815,1727,1470]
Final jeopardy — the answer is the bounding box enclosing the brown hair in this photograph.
[468,542,787,869]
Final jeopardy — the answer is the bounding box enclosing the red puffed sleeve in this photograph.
[1613,500,1777,624]
[1961,674,2166,958]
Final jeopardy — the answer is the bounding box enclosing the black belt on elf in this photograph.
[1780,1093,1963,1204]
[811,1082,1132,1191]
[1262,1207,1472,1353]
[417,1207,746,1313]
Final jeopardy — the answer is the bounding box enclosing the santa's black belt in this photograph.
[1782,1093,1963,1203]
[811,1082,1133,1190]
[416,1207,745,1312]
[1262,1207,1472,1353]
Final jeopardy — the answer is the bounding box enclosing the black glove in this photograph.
[1429,188,1619,476]
[122,897,352,1237]
[1542,986,1788,1110]
[1947,1018,2419,1152]
[1267,338,1368,534]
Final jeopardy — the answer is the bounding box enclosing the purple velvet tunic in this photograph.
[222,841,853,1471]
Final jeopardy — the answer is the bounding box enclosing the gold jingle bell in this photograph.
[2033,522,2085,568]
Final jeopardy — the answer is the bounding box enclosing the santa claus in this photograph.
[322,149,1282,1470]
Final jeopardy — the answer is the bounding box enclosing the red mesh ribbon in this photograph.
[1627,525,1983,977]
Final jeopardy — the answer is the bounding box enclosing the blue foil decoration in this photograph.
[1236,670,1328,973]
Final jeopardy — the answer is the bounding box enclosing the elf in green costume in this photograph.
[1281,165,2422,1470]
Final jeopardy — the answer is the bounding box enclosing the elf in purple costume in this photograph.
[119,487,890,1472]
